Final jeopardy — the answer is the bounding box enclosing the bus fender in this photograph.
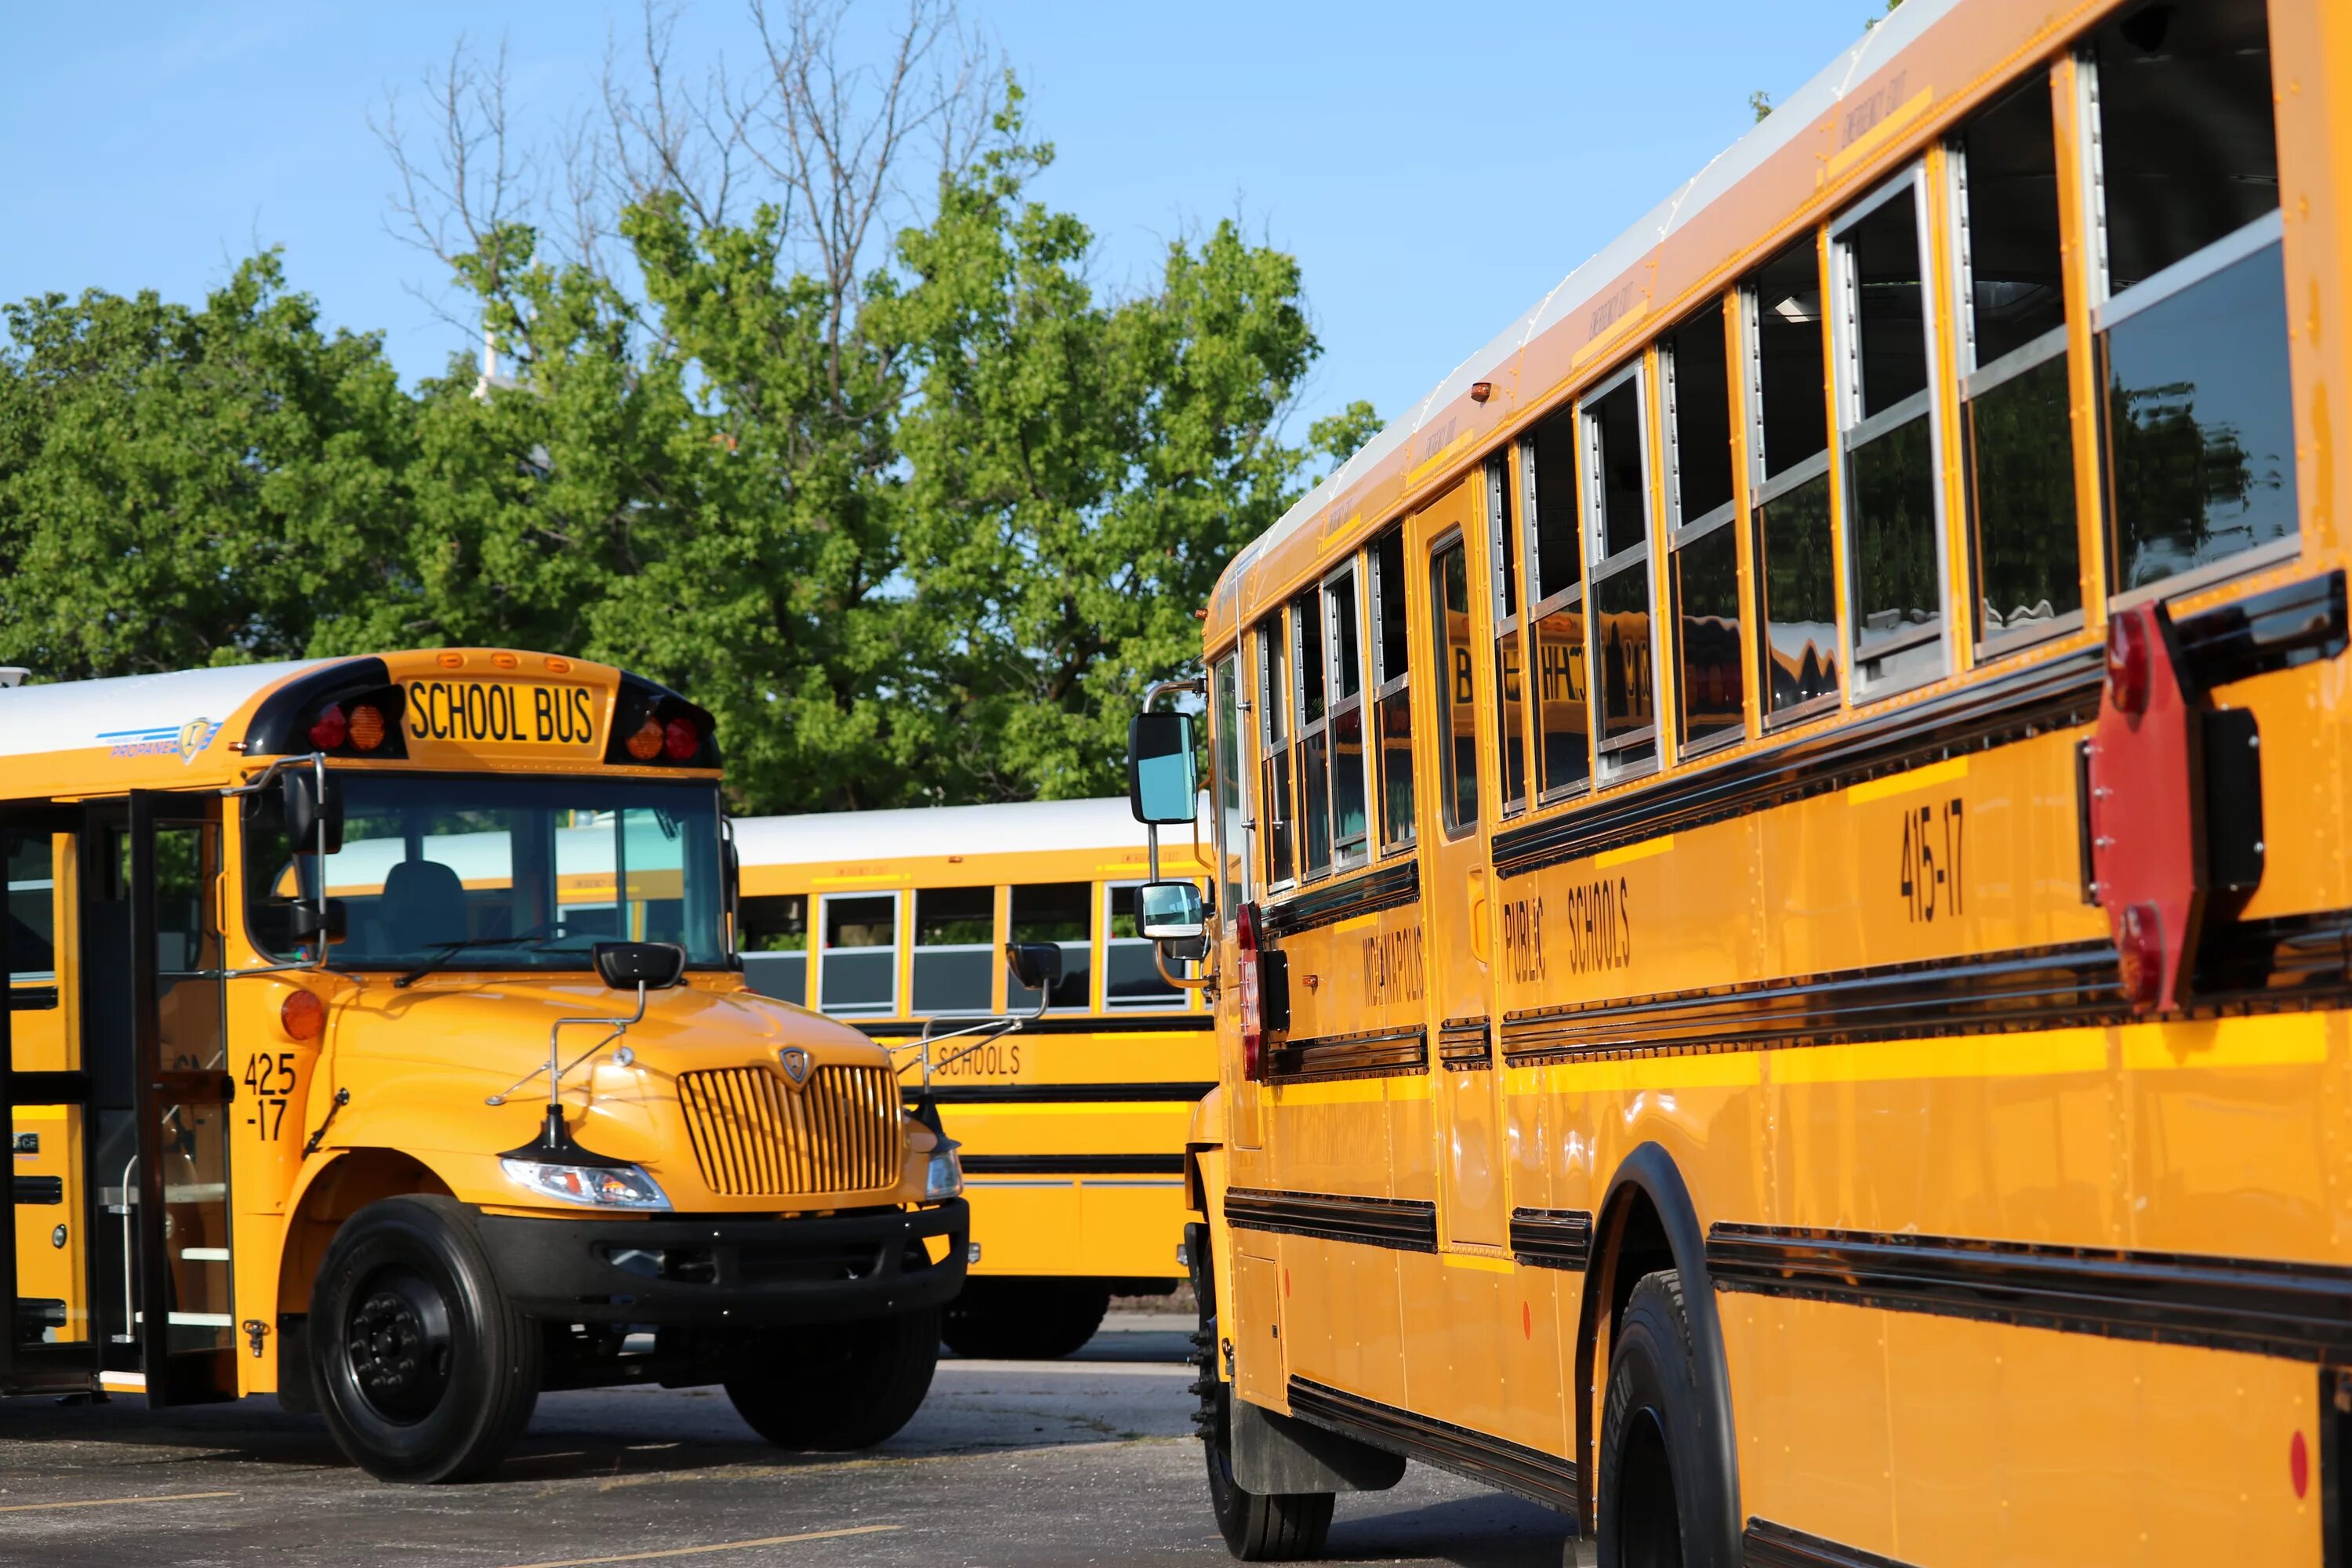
[1577,1141,1740,1555]
[1188,1083,1228,1148]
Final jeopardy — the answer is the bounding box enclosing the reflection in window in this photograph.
[1326,571,1370,865]
[1523,419,1590,798]
[1432,540,1481,834]
[1674,527,1743,750]
[820,893,897,1016]
[1370,531,1417,851]
[913,886,993,1014]
[1747,238,1839,720]
[1488,456,1527,814]
[1009,882,1091,1011]
[2092,0,2294,593]
[1584,365,1657,770]
[1107,883,1185,1008]
[1532,603,1589,795]
[739,893,809,1005]
[6,832,56,982]
[1837,178,1944,692]
[1957,74,2081,648]
[1293,590,1331,879]
[1667,303,1744,753]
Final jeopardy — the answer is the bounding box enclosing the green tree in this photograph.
[0,253,412,678]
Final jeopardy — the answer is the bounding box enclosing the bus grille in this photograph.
[675,1065,901,1197]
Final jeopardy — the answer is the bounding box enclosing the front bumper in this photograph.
[477,1200,968,1327]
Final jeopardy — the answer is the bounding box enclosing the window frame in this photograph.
[1428,526,1482,840]
[1367,527,1418,856]
[2076,44,2299,611]
[1254,615,1295,892]
[815,887,901,1018]
[1320,561,1372,871]
[1662,301,1748,759]
[1520,417,1593,803]
[909,884,998,1018]
[1828,162,1953,699]
[1210,650,1253,913]
[1579,356,1664,777]
[1290,587,1333,881]
[1486,452,1531,815]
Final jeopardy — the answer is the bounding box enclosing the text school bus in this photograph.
[733,799,1211,1357]
[1123,0,2352,1561]
[2,651,967,1482]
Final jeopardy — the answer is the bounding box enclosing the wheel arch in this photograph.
[1573,1140,1741,1552]
[277,1147,458,1317]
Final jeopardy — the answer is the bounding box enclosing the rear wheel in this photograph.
[1598,1269,1733,1568]
[941,1279,1110,1359]
[724,1306,940,1450]
[310,1196,541,1484]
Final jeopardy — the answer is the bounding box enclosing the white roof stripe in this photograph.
[734,797,1209,867]
[0,659,333,760]
[1241,0,1958,578]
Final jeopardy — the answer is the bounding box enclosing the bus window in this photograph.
[1665,301,1744,753]
[739,894,809,1004]
[1210,654,1249,912]
[1746,237,1840,722]
[1105,883,1185,1009]
[1369,529,1417,851]
[1522,408,1590,799]
[818,892,898,1016]
[1955,71,2081,654]
[1487,454,1528,814]
[912,887,993,1014]
[1256,619,1294,887]
[1009,882,1091,1011]
[1583,361,1659,774]
[1432,539,1480,835]
[1292,589,1332,880]
[7,833,56,982]
[1324,566,1370,866]
[2091,0,2294,596]
[1834,169,1945,695]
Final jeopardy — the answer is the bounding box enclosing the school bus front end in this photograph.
[2,648,965,1483]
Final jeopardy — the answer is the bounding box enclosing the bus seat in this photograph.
[379,859,467,952]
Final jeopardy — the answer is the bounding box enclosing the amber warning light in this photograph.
[308,699,395,754]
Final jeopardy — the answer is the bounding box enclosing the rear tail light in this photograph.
[308,705,347,750]
[1236,901,1265,1082]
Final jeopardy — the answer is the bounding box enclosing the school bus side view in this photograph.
[3,650,967,1482]
[733,799,1212,1357]
[1129,0,2352,1561]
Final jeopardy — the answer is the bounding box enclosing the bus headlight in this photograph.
[501,1158,671,1210]
[924,1148,964,1201]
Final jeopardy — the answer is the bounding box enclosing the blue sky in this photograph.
[0,2,1874,439]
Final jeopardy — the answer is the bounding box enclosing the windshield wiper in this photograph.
[393,927,584,989]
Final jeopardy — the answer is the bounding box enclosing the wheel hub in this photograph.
[344,1269,453,1423]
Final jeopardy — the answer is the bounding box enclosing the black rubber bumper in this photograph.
[475,1200,968,1327]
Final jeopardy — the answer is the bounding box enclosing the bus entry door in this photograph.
[2,806,98,1396]
[103,793,238,1405]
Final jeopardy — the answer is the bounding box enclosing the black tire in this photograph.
[1597,1270,1734,1568]
[941,1279,1111,1359]
[1191,1248,1331,1561]
[310,1196,541,1484]
[723,1306,940,1450]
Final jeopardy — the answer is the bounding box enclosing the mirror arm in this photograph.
[1152,938,1214,992]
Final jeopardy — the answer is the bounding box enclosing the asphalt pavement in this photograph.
[0,1314,1579,1567]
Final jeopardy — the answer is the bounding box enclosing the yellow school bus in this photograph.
[1127,0,2352,1559]
[733,799,1211,1357]
[2,650,967,1482]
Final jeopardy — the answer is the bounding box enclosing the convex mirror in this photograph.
[1004,941,1065,994]
[593,941,688,990]
[1127,713,1197,825]
[1138,880,1205,942]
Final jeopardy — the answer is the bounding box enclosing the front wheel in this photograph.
[724,1306,940,1450]
[1192,1245,1331,1561]
[310,1196,542,1483]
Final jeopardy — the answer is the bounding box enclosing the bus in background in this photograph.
[3,651,967,1483]
[735,799,1211,1358]
[1131,0,2352,1560]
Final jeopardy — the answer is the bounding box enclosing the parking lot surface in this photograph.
[0,1315,1577,1568]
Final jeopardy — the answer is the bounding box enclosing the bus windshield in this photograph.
[247,774,728,971]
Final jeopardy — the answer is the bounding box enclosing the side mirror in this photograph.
[281,769,344,856]
[1137,880,1205,942]
[282,898,347,944]
[1004,941,1065,993]
[1127,712,1198,826]
[593,941,688,991]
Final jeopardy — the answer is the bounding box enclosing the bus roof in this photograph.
[1214,0,1965,634]
[735,797,1208,867]
[0,659,332,761]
